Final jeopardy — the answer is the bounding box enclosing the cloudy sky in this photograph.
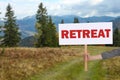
[0,0,120,19]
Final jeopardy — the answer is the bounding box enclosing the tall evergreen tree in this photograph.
[0,12,2,45]
[47,16,58,47]
[35,2,48,47]
[36,3,48,47]
[113,28,120,46]
[61,19,64,24]
[0,12,2,39]
[0,12,1,30]
[73,17,79,23]
[35,3,58,47]
[3,4,21,47]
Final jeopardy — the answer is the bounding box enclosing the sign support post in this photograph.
[84,44,88,71]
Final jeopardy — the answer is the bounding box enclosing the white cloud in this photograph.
[0,1,8,19]
[47,0,120,17]
[0,0,120,19]
[84,10,97,17]
[0,0,42,19]
[90,0,103,5]
[61,0,85,5]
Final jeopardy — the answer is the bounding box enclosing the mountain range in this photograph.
[1,15,120,37]
[0,15,120,47]
[17,15,117,32]
[18,15,120,30]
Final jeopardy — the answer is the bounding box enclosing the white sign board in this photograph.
[59,22,113,45]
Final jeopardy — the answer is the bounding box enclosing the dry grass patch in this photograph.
[0,47,82,80]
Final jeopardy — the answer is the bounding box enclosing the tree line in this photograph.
[0,3,59,47]
[0,4,21,47]
[0,3,120,47]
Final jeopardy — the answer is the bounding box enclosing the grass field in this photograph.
[0,46,120,80]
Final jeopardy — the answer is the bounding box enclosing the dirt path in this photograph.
[29,57,102,80]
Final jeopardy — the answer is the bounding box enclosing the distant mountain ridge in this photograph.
[17,15,115,32]
[0,15,120,39]
[1,15,120,47]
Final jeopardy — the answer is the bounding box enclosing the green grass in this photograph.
[29,58,83,80]
[29,58,105,80]
[28,46,119,80]
[0,46,119,80]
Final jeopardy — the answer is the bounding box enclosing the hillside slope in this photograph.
[0,46,119,80]
[28,46,120,80]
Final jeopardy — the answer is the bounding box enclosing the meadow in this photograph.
[0,46,119,80]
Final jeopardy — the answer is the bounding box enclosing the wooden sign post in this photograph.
[84,44,88,71]
[59,22,113,71]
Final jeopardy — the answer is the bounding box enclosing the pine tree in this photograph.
[3,4,21,47]
[113,28,120,46]
[0,16,3,42]
[61,19,64,24]
[35,3,58,47]
[73,17,79,23]
[35,3,48,47]
[0,12,1,31]
[47,16,58,47]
